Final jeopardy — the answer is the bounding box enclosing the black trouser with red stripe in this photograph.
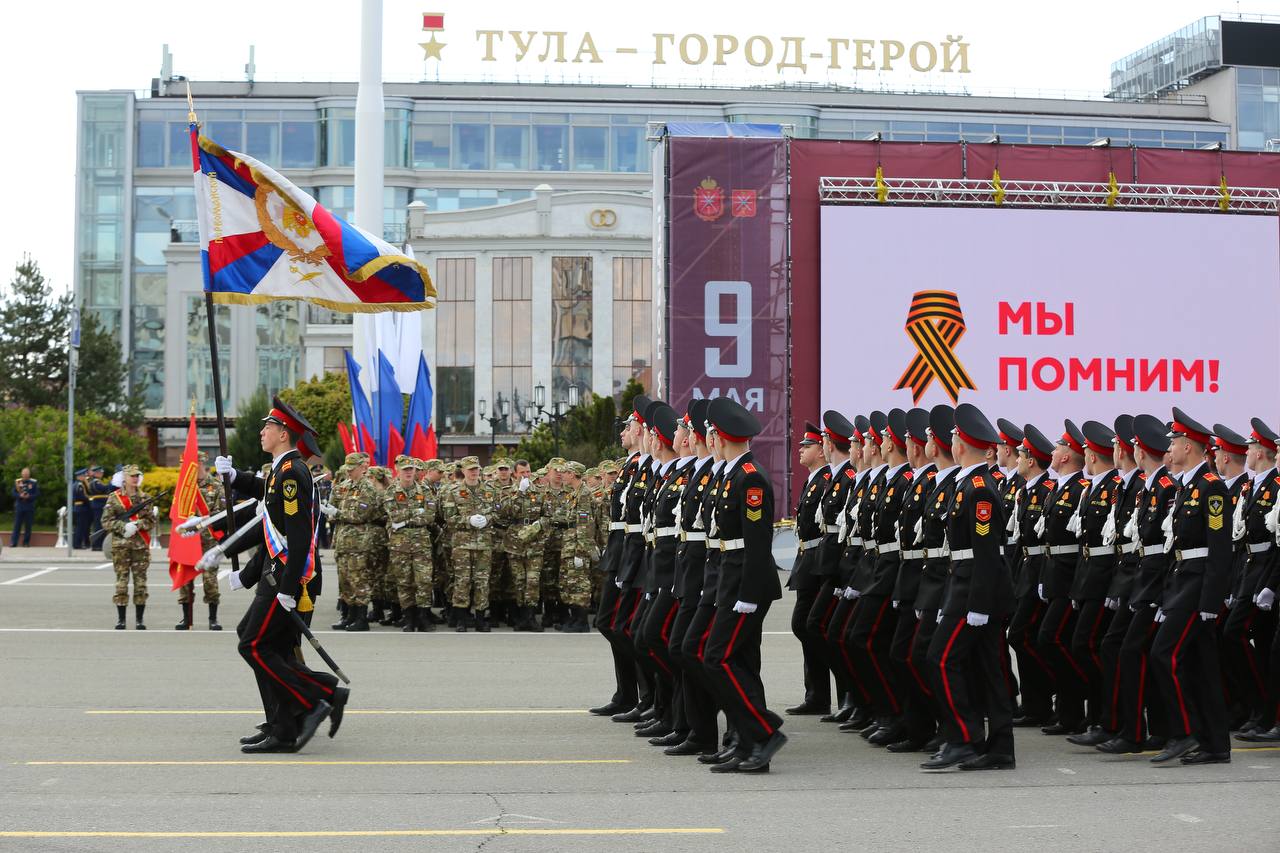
[827,594,870,709]
[1069,599,1112,726]
[595,572,638,709]
[638,589,681,724]
[1038,598,1088,729]
[1099,602,1133,735]
[680,602,722,746]
[911,608,943,723]
[791,584,831,709]
[928,613,1015,756]
[1112,604,1166,742]
[844,593,902,721]
[1222,601,1277,727]
[1007,595,1054,719]
[811,582,864,709]
[1151,608,1230,753]
[703,602,781,751]
[889,604,936,742]
[237,593,335,741]
[625,590,656,708]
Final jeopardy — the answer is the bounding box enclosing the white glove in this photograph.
[1256,588,1275,611]
[1225,595,1236,609]
[319,502,338,519]
[214,456,236,481]
[1267,500,1280,535]
[844,587,860,600]
[391,520,407,531]
[615,579,623,589]
[469,514,488,529]
[122,521,138,538]
[1037,583,1046,602]
[966,612,989,627]
[228,570,244,591]
[196,546,224,573]
[914,609,923,619]
[573,557,584,568]
[276,593,297,611]
[645,592,652,601]
[732,600,758,614]
[518,478,531,493]
[177,516,203,533]
[892,600,900,610]
[1071,599,1079,610]
[1200,610,1217,622]
[1154,608,1166,623]
[1104,597,1119,611]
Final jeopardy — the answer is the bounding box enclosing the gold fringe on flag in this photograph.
[875,164,889,204]
[1105,171,1120,208]
[992,168,1005,206]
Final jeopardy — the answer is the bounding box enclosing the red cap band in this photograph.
[1252,429,1277,452]
[885,426,907,450]
[998,430,1019,448]
[957,428,996,451]
[823,427,851,449]
[803,429,822,443]
[1085,437,1113,457]
[266,407,306,436]
[1217,436,1248,456]
[716,429,749,444]
[1060,432,1085,456]
[1022,437,1051,465]
[1171,420,1211,446]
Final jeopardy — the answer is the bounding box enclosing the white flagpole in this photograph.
[352,0,385,395]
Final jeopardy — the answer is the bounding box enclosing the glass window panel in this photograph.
[413,124,450,169]
[572,126,607,171]
[492,256,533,433]
[86,270,121,307]
[889,132,925,142]
[535,125,568,171]
[961,123,994,134]
[132,303,165,413]
[1238,67,1263,85]
[385,113,410,168]
[245,122,279,163]
[168,122,190,166]
[137,121,165,167]
[436,367,474,435]
[281,121,317,168]
[891,121,926,132]
[493,125,529,170]
[187,295,230,417]
[612,258,652,398]
[452,124,490,170]
[207,121,242,149]
[552,257,593,397]
[611,126,645,173]
[254,302,301,398]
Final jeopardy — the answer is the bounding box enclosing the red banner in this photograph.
[168,413,209,590]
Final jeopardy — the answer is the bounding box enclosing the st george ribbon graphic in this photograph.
[893,290,977,404]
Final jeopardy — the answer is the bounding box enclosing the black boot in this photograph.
[401,605,418,632]
[426,606,445,625]
[208,603,222,631]
[331,601,351,631]
[456,609,472,632]
[135,604,146,630]
[446,606,458,628]
[115,605,127,630]
[175,601,193,631]
[368,601,385,625]
[386,601,402,627]
[475,610,491,632]
[513,606,530,632]
[345,604,370,632]
[417,606,436,632]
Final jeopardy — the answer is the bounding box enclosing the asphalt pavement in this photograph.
[1,551,1277,852]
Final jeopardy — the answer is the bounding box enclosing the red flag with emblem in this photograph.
[168,413,210,589]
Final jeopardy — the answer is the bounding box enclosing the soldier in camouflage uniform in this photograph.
[555,461,605,632]
[488,459,517,625]
[331,452,377,631]
[504,459,545,631]
[365,466,396,626]
[384,456,439,632]
[103,464,155,630]
[540,458,570,627]
[175,452,225,631]
[422,459,452,621]
[440,456,497,631]
[326,464,351,626]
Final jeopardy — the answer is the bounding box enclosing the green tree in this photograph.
[0,257,70,409]
[0,406,149,523]
[229,387,271,472]
[514,380,643,469]
[74,310,144,426]
[279,370,356,471]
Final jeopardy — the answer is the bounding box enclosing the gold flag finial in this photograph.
[186,81,197,125]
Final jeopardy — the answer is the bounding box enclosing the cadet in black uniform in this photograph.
[1148,409,1233,764]
[922,403,1015,771]
[700,397,786,773]
[612,396,656,723]
[786,420,834,715]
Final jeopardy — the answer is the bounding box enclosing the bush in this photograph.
[140,467,181,518]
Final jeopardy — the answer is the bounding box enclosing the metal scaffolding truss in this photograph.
[819,177,1280,214]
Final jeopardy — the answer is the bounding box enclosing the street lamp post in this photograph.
[478,393,509,458]
[528,382,580,457]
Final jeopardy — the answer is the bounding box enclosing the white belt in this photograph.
[1248,542,1272,554]
[1023,546,1045,556]
[707,538,721,548]
[1120,542,1140,555]
[902,549,924,560]
[1049,545,1080,556]
[845,536,864,547]
[609,521,626,531]
[824,524,841,534]
[1176,547,1209,561]
[1141,543,1168,556]
[720,538,746,551]
[924,546,950,560]
[681,531,706,542]
[655,526,678,539]
[873,541,900,555]
[625,524,643,533]
[798,536,824,552]
[951,548,975,561]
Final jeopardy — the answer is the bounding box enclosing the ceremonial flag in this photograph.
[386,425,405,470]
[190,124,435,312]
[405,353,437,459]
[337,420,355,455]
[374,350,403,466]
[168,413,209,590]
[344,350,377,458]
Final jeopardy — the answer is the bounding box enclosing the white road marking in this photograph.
[1006,825,1062,829]
[470,814,559,825]
[1172,814,1202,824]
[1248,765,1271,769]
[93,562,111,570]
[1,567,60,585]
[1057,768,1076,775]
[3,583,112,588]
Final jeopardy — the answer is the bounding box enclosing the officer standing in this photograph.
[385,456,438,632]
[102,464,154,630]
[442,456,496,631]
[11,467,38,548]
[88,465,112,548]
[330,453,376,632]
[71,468,91,549]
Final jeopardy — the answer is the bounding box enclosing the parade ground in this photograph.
[2,549,1278,853]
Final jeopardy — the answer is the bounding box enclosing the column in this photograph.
[474,252,494,437]
[532,251,553,401]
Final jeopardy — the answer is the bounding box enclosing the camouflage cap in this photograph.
[459,455,481,470]
[122,464,143,477]
[197,451,209,465]
[344,451,370,466]
[548,456,567,468]
[534,467,548,478]
[584,466,600,478]
[495,458,512,469]
[424,459,447,473]
[369,466,392,483]
[598,459,619,473]
[565,461,586,476]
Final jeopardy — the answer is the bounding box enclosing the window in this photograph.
[187,295,230,417]
[611,126,647,173]
[134,186,195,268]
[413,124,450,168]
[493,125,529,170]
[492,257,534,433]
[452,124,489,170]
[168,122,190,166]
[321,108,356,167]
[385,110,410,168]
[552,257,593,398]
[435,258,476,434]
[132,304,165,414]
[245,122,279,163]
[323,347,347,374]
[308,304,353,325]
[612,258,652,397]
[535,125,568,171]
[255,302,301,398]
[281,121,317,168]
[572,126,608,171]
[206,121,242,150]
[137,121,165,167]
